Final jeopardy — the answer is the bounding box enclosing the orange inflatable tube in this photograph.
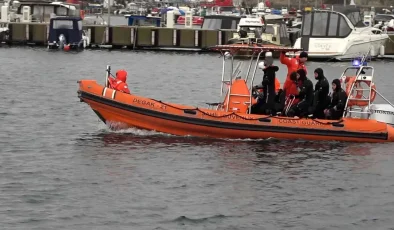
[77,80,394,143]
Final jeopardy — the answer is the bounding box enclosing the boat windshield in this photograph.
[375,14,394,22]
[346,11,365,27]
[52,20,74,29]
[202,17,239,30]
[302,11,352,38]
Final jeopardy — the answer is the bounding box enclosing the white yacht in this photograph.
[228,15,292,46]
[293,7,388,60]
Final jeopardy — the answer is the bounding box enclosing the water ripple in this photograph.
[1,47,394,229]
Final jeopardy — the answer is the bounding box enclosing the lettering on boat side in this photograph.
[159,104,167,110]
[278,119,324,126]
[202,111,219,117]
[314,43,331,51]
[202,112,253,120]
[226,114,254,120]
[372,110,394,115]
[133,98,155,107]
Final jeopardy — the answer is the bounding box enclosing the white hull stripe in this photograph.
[103,87,108,96]
[111,90,116,99]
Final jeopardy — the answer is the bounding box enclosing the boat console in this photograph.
[210,43,301,114]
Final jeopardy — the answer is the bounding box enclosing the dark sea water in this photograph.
[1,46,394,230]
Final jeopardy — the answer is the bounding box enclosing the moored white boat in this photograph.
[227,15,291,47]
[293,7,388,60]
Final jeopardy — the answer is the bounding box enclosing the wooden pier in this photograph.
[2,22,394,55]
[2,22,236,50]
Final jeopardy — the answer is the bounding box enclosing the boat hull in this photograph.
[294,36,388,60]
[0,28,10,44]
[78,80,394,143]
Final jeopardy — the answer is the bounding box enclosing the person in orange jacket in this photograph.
[283,71,300,112]
[280,51,308,93]
[109,69,130,94]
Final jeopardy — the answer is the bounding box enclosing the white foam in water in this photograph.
[103,121,172,137]
[100,121,280,141]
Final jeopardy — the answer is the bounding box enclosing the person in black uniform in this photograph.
[311,68,330,118]
[251,55,279,115]
[288,69,314,117]
[324,79,348,120]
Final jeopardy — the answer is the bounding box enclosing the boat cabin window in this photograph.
[371,29,381,34]
[302,11,352,38]
[202,18,238,30]
[57,7,68,16]
[128,18,159,26]
[53,20,74,29]
[279,23,289,38]
[375,14,394,22]
[328,13,338,36]
[265,25,275,35]
[301,13,312,36]
[346,11,365,27]
[312,12,328,36]
[338,15,351,37]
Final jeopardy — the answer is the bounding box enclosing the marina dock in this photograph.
[2,22,235,50]
[3,22,394,56]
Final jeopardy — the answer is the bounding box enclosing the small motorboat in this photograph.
[77,44,394,143]
[47,16,90,50]
[0,27,10,44]
[227,15,292,48]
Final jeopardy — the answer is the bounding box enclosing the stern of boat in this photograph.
[387,125,394,142]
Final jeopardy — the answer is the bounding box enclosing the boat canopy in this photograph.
[301,7,365,38]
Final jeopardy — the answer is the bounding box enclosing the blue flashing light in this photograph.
[352,59,368,67]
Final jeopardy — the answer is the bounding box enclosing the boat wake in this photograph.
[108,127,172,137]
[104,121,271,141]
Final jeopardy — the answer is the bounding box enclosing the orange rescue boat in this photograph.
[77,45,394,143]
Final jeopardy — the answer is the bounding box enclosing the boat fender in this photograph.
[345,76,376,107]
[258,117,271,122]
[380,45,385,56]
[370,48,376,56]
[64,45,70,51]
[332,123,344,127]
[184,109,197,115]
